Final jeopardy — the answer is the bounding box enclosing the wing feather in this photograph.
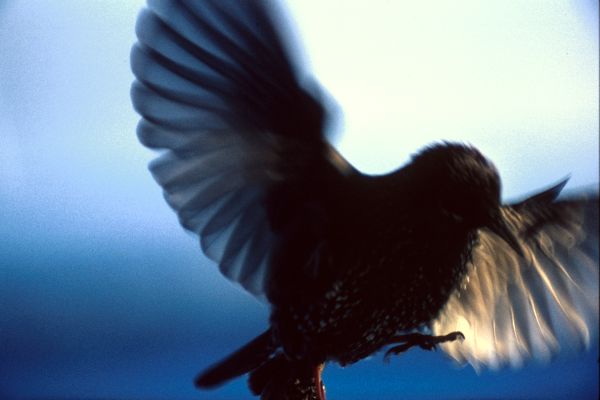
[131,0,346,296]
[433,187,599,370]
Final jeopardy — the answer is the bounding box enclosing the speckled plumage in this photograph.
[269,163,482,367]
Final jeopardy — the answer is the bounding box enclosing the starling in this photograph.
[130,1,599,399]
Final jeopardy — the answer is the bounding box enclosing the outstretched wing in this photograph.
[432,183,599,370]
[131,0,349,296]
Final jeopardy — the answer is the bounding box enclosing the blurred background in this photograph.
[0,1,598,399]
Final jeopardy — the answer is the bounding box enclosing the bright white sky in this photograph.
[287,1,599,191]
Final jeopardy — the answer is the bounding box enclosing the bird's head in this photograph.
[410,142,523,255]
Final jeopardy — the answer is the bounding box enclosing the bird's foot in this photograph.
[314,364,326,400]
[383,331,464,362]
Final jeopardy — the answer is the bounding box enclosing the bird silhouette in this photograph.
[130,1,599,399]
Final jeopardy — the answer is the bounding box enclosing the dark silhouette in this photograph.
[130,1,599,399]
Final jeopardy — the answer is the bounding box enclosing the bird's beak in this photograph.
[487,215,525,258]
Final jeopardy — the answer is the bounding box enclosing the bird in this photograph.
[130,1,599,399]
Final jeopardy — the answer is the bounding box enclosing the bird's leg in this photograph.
[384,331,464,361]
[314,363,326,400]
[284,362,325,400]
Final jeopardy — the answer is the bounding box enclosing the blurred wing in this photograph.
[433,184,599,370]
[131,0,347,296]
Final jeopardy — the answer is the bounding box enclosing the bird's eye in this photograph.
[450,212,464,223]
[441,207,465,223]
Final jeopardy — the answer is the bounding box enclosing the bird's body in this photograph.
[131,1,599,398]
[268,149,482,367]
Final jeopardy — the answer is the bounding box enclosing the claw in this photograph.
[384,343,412,362]
[383,331,465,361]
[446,331,465,342]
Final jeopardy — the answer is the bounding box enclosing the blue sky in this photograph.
[0,1,598,399]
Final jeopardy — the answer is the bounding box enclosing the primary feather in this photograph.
[433,186,599,369]
[131,0,343,296]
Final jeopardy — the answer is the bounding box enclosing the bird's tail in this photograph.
[195,328,325,399]
[195,329,276,388]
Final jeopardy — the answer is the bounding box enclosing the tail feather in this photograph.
[195,329,275,388]
[248,354,288,396]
